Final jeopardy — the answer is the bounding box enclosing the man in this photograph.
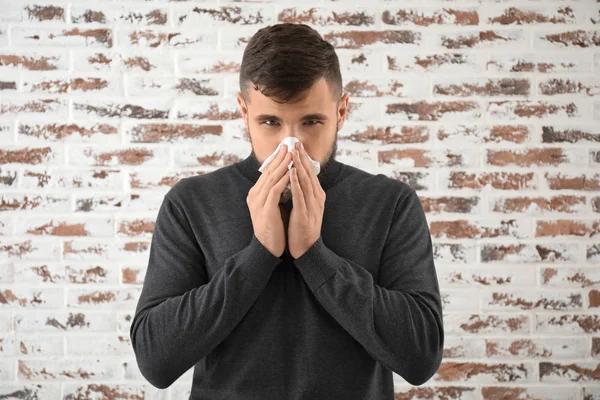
[130,23,444,399]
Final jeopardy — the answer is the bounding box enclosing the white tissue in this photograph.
[258,137,320,203]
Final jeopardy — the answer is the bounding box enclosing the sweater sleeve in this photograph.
[292,188,444,386]
[130,194,283,389]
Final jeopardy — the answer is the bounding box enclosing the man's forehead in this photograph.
[247,93,334,116]
[246,77,334,110]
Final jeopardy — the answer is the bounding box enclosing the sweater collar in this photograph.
[234,150,345,191]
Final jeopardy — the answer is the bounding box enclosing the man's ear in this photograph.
[337,92,350,131]
[236,92,248,128]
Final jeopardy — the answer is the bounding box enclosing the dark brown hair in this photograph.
[239,23,342,105]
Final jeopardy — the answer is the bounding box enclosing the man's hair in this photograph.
[239,23,342,105]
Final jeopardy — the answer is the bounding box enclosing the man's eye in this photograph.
[261,120,321,126]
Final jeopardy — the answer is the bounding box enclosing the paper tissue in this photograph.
[258,137,320,203]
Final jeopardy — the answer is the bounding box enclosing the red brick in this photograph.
[0,51,67,70]
[434,361,534,382]
[18,123,118,142]
[490,195,585,213]
[487,6,576,25]
[483,291,583,311]
[175,5,270,26]
[482,386,578,400]
[12,27,112,47]
[541,267,600,288]
[126,123,223,143]
[124,29,216,49]
[386,100,481,121]
[440,29,525,49]
[383,7,479,26]
[485,338,587,358]
[71,6,167,25]
[434,78,530,96]
[18,359,116,380]
[388,52,479,73]
[481,243,577,263]
[488,100,580,119]
[394,386,478,400]
[323,30,421,49]
[540,361,600,382]
[546,172,600,190]
[537,314,600,334]
[279,7,376,26]
[538,30,600,48]
[444,314,530,334]
[486,53,586,73]
[444,171,537,190]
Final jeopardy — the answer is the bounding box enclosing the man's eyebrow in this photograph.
[255,113,329,121]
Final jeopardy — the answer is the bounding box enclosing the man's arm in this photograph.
[292,188,444,386]
[130,194,283,389]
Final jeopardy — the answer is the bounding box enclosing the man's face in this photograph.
[236,77,349,170]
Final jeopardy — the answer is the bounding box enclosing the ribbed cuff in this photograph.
[236,233,283,287]
[292,236,339,292]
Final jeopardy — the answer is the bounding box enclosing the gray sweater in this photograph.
[129,152,444,399]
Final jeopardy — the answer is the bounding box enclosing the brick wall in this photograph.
[1,0,600,398]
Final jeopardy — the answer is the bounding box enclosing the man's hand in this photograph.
[247,145,292,258]
[288,141,325,260]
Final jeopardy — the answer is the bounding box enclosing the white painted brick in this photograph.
[0,287,64,308]
[118,28,216,49]
[11,27,112,48]
[16,216,114,237]
[66,287,141,308]
[70,4,168,25]
[18,358,119,380]
[0,385,62,398]
[0,238,61,261]
[67,334,131,356]
[14,310,116,332]
[19,167,123,190]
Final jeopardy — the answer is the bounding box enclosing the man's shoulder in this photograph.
[343,163,415,200]
[164,164,237,204]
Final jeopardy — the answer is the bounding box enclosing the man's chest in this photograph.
[189,195,387,283]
